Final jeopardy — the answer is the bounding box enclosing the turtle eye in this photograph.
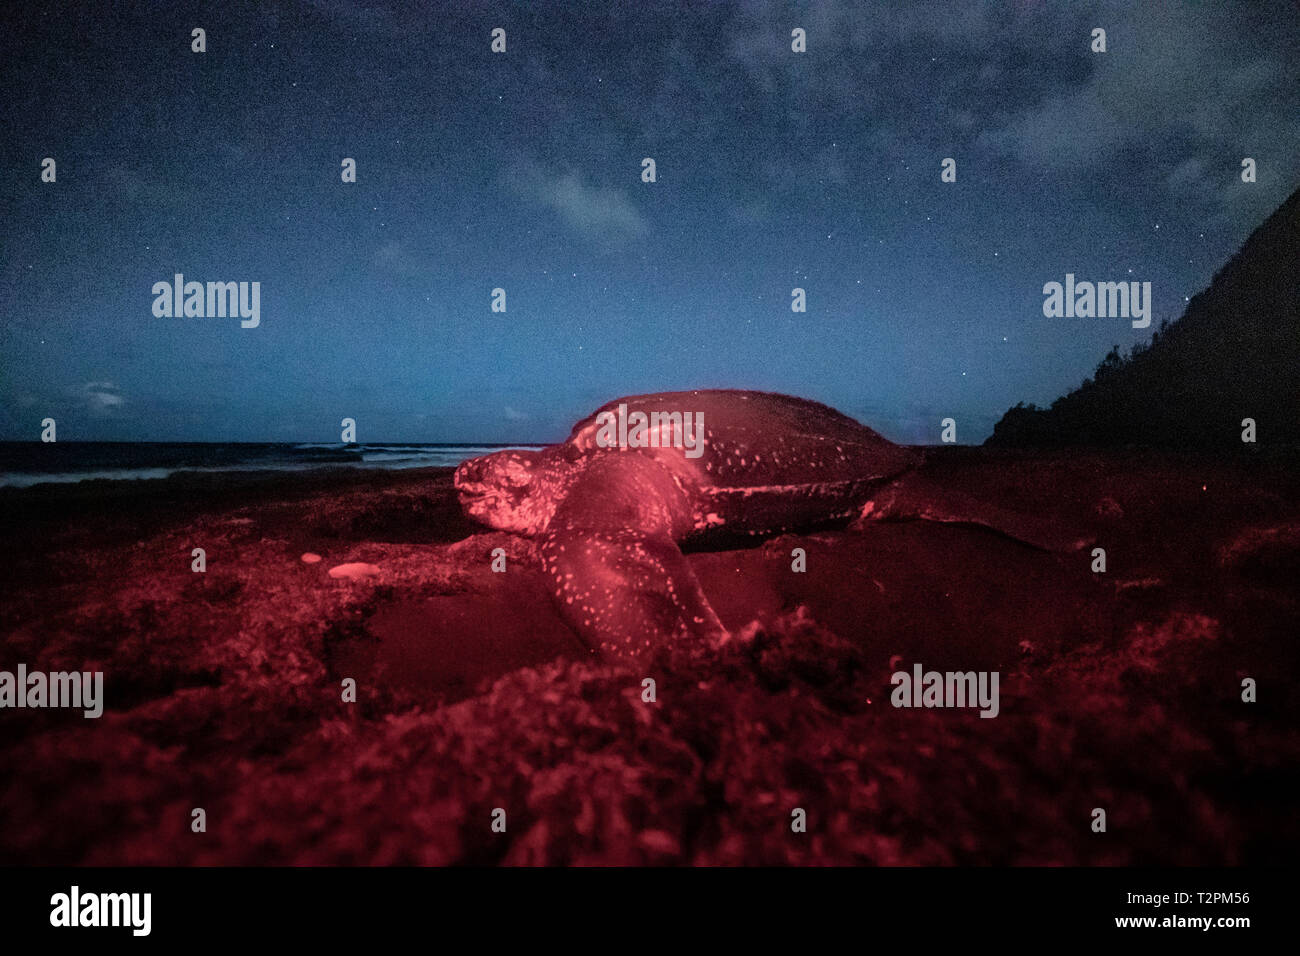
[560,444,582,463]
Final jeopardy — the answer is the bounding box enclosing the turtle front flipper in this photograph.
[539,454,728,666]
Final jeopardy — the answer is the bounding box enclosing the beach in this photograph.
[1,447,1297,864]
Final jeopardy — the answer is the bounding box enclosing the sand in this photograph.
[0,448,1297,864]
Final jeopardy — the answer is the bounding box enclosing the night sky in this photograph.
[2,0,1298,444]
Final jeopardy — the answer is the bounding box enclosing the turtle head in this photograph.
[454,446,575,536]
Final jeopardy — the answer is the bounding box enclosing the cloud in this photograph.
[84,381,124,415]
[719,0,1298,223]
[509,161,649,243]
[302,0,405,38]
[503,406,529,422]
[976,86,1126,171]
[373,240,431,280]
[100,164,193,209]
[974,3,1299,212]
[730,197,771,225]
[1166,156,1209,192]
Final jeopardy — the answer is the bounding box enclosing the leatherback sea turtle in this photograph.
[455,390,1071,664]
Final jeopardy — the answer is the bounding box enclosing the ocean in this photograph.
[0,442,542,489]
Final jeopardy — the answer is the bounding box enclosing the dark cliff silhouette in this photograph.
[988,185,1300,450]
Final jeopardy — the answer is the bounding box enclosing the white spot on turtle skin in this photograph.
[328,562,381,580]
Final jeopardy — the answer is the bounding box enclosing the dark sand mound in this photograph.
[1,451,1298,864]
